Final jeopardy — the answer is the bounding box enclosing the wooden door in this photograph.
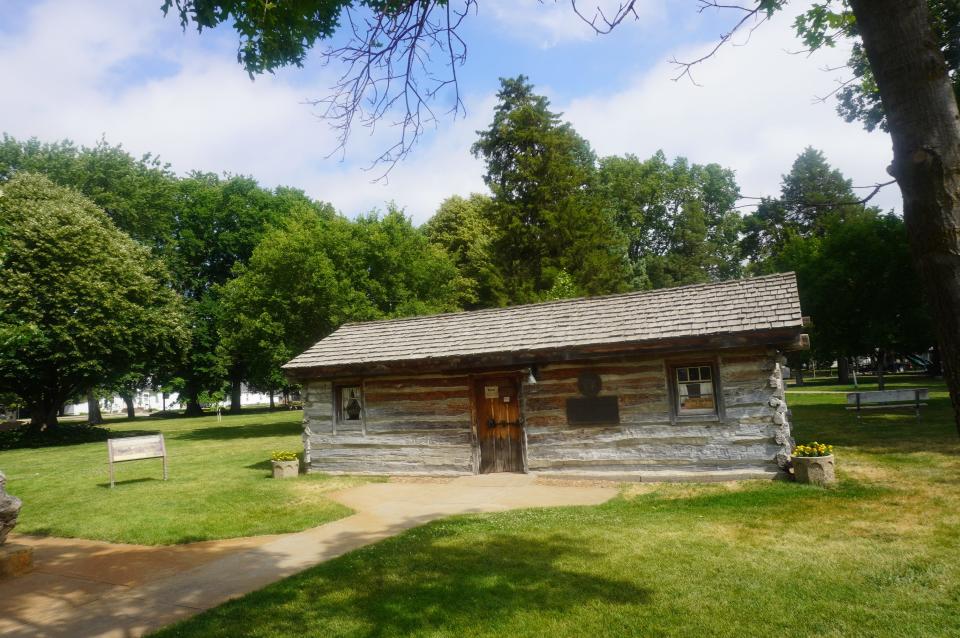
[474,377,524,473]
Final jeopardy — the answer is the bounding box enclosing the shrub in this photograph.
[271,450,299,462]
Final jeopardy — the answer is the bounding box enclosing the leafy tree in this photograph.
[219,206,465,393]
[472,76,630,303]
[597,152,742,289]
[351,206,468,315]
[0,174,187,429]
[424,194,506,309]
[537,269,581,302]
[169,173,300,414]
[742,148,862,269]
[774,211,934,385]
[0,135,178,251]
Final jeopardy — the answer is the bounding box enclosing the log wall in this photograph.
[522,349,793,480]
[301,347,794,480]
[302,375,476,475]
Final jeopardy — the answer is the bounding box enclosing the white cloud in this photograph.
[482,0,667,48]
[562,8,900,212]
[0,0,487,221]
[0,0,900,228]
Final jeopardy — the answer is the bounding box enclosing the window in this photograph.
[335,385,363,423]
[673,364,717,416]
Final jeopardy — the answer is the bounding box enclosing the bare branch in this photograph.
[668,2,769,84]
[304,1,476,180]
[736,179,898,211]
[571,0,640,35]
[812,73,863,104]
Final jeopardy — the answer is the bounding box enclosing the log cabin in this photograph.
[283,272,808,481]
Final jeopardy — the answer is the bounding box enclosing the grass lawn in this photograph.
[0,410,370,545]
[152,377,960,637]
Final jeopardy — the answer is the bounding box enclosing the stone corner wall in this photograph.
[768,355,796,470]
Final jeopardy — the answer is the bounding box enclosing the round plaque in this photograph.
[577,372,602,397]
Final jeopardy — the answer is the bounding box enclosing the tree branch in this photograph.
[736,179,898,210]
[669,2,769,84]
[305,1,476,179]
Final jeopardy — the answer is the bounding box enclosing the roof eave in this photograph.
[283,326,807,381]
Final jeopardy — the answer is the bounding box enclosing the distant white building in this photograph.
[62,384,272,417]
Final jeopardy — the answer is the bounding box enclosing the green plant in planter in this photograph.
[791,441,836,486]
[271,450,299,462]
[792,442,834,457]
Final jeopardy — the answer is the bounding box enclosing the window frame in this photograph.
[334,382,365,425]
[667,359,722,422]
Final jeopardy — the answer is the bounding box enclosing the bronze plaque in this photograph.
[566,396,619,425]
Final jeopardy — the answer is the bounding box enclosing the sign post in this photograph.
[107,434,168,488]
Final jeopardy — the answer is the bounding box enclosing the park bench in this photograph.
[846,388,928,420]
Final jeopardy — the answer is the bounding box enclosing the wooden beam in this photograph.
[782,333,810,352]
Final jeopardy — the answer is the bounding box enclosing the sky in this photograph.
[0,0,900,222]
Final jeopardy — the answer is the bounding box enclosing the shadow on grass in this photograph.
[154,529,651,638]
[245,459,273,473]
[144,406,288,420]
[96,477,163,489]
[171,419,301,442]
[0,424,158,451]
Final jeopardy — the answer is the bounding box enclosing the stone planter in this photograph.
[271,459,299,479]
[792,454,836,486]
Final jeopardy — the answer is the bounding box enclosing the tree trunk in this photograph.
[838,357,851,385]
[795,365,804,387]
[122,395,136,419]
[230,378,243,414]
[850,0,960,435]
[269,390,275,410]
[930,346,943,376]
[184,388,203,416]
[87,391,103,425]
[29,399,59,431]
[877,350,886,391]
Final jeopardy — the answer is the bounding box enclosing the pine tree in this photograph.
[472,76,630,303]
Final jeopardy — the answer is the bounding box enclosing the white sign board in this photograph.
[484,386,499,399]
[107,434,167,488]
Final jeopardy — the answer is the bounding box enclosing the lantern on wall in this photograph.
[345,388,362,420]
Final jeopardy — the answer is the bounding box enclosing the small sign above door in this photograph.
[484,385,499,399]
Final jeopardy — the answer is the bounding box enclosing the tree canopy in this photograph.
[218,206,466,396]
[775,211,934,363]
[0,134,177,251]
[741,147,862,268]
[598,152,742,289]
[472,76,631,303]
[0,173,187,428]
[424,194,505,309]
[747,148,935,372]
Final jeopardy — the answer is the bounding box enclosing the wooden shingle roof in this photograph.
[284,272,803,376]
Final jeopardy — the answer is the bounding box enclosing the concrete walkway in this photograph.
[0,474,616,638]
